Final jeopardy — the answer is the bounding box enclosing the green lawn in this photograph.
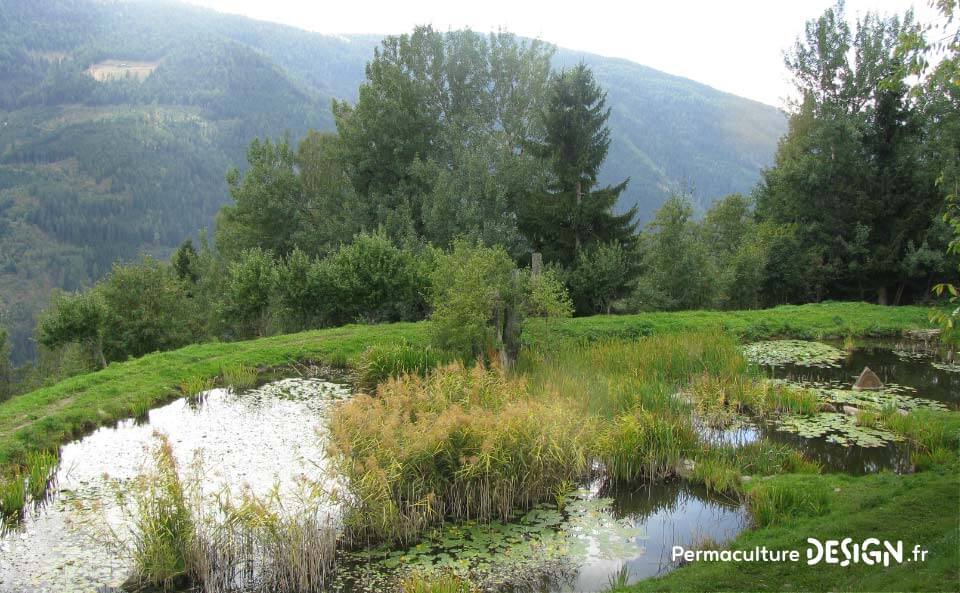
[618,467,959,592]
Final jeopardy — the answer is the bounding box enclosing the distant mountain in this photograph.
[0,0,786,362]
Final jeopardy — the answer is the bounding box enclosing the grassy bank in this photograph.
[0,303,935,522]
[616,463,959,592]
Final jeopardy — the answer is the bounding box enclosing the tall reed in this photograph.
[221,362,258,390]
[0,472,26,520]
[125,434,338,593]
[25,450,59,500]
[329,362,595,545]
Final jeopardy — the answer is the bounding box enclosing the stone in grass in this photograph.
[853,367,884,391]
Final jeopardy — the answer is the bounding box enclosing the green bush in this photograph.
[219,247,278,338]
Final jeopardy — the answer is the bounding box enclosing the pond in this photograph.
[0,378,745,593]
[742,338,958,474]
[1,337,950,592]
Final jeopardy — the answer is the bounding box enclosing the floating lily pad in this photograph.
[932,362,960,373]
[773,378,948,412]
[743,340,846,368]
[774,412,901,448]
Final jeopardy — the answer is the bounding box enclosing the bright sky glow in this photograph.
[184,0,946,107]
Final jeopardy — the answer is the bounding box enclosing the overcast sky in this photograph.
[184,0,946,108]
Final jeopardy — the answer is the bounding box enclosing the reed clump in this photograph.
[522,330,747,417]
[193,491,337,593]
[221,362,258,389]
[328,362,595,545]
[596,409,698,483]
[25,449,59,500]
[0,471,26,520]
[127,434,197,590]
[688,374,820,419]
[179,375,216,397]
[125,434,338,593]
[358,339,450,387]
[746,479,831,527]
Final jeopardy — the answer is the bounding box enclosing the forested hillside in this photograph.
[0,0,785,362]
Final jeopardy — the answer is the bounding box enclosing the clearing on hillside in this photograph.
[85,59,159,82]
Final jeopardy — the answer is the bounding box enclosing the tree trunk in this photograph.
[877,286,888,306]
[893,283,905,306]
[574,180,582,253]
[531,252,543,278]
[93,336,107,370]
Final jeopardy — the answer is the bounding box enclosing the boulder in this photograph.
[842,405,860,416]
[819,402,838,413]
[853,367,883,391]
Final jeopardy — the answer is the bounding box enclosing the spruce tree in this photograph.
[522,63,637,266]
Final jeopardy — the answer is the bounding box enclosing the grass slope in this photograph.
[0,302,931,472]
[618,468,959,592]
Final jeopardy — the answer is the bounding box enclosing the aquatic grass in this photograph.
[690,457,743,495]
[688,441,820,495]
[179,375,216,397]
[25,449,59,500]
[522,330,747,418]
[606,565,631,591]
[194,490,338,593]
[123,435,338,593]
[127,434,196,590]
[689,374,820,420]
[596,409,699,483]
[746,479,831,527]
[0,472,26,520]
[220,362,257,389]
[880,408,953,451]
[329,362,595,545]
[401,572,477,593]
[358,339,452,387]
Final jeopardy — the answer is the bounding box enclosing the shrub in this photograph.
[325,232,429,325]
[429,241,517,359]
[219,248,278,338]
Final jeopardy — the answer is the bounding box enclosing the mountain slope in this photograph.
[0,0,785,362]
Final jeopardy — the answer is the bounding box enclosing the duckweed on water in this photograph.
[742,340,846,368]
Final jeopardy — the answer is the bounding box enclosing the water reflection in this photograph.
[565,481,745,591]
[0,379,349,593]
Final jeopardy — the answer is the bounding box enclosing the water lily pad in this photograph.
[932,362,960,373]
[743,340,846,368]
[774,412,900,448]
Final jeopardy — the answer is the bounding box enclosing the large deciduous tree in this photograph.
[755,3,944,304]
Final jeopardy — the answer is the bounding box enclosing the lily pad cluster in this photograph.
[778,379,949,413]
[743,340,846,368]
[774,413,901,448]
[334,492,645,592]
[932,362,960,373]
